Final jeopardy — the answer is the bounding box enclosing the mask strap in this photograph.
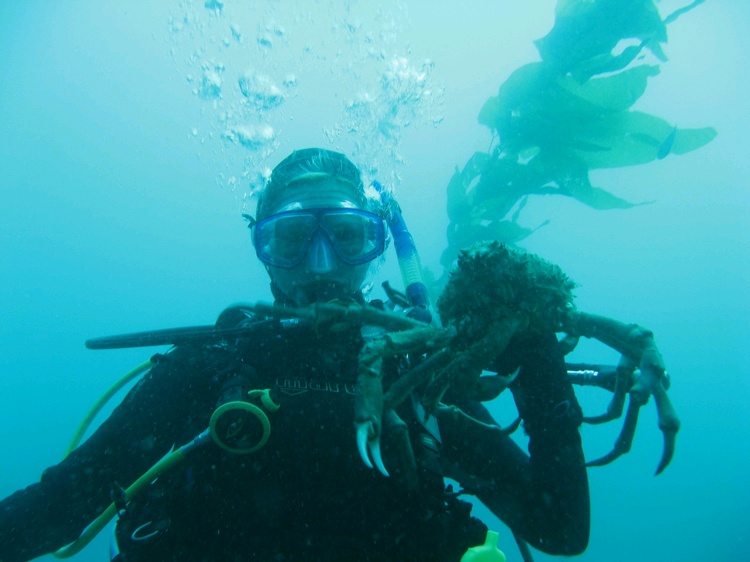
[242,214,257,229]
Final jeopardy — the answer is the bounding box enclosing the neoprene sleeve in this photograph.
[0,348,205,562]
[438,331,590,555]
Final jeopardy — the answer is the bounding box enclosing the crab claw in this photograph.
[356,422,374,469]
[655,426,677,476]
[653,381,680,475]
[355,420,389,477]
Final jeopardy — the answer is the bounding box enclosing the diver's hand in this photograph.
[509,332,583,443]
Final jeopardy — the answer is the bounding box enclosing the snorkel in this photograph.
[373,180,432,323]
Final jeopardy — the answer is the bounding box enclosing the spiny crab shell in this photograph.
[437,240,577,340]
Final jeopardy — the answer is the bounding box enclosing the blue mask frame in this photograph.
[253,208,386,268]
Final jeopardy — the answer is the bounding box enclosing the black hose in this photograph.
[86,319,280,349]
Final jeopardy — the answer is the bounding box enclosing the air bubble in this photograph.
[204,0,223,15]
[257,34,273,48]
[198,63,224,99]
[238,72,284,111]
[244,167,272,197]
[222,124,276,151]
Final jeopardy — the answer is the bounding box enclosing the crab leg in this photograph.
[584,357,636,425]
[584,358,656,467]
[566,312,650,359]
[421,316,523,413]
[355,326,449,475]
[652,382,680,475]
[629,336,680,474]
[355,337,389,475]
[382,409,419,490]
[246,301,423,332]
[586,395,642,467]
[383,346,454,411]
[565,311,680,473]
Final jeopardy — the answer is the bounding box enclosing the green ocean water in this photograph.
[1,1,747,560]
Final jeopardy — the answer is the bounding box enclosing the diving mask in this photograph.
[253,208,386,268]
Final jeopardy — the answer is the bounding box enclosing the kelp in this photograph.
[433,0,715,299]
[535,0,668,81]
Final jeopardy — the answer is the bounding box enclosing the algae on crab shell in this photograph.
[437,241,577,336]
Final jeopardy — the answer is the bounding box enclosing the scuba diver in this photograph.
[0,148,590,561]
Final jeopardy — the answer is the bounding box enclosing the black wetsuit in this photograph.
[0,307,589,561]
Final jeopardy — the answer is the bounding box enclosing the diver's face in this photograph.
[261,178,375,306]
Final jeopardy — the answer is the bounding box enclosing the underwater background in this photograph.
[0,1,747,561]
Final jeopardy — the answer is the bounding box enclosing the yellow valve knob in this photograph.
[460,530,507,562]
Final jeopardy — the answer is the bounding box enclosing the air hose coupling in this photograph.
[209,388,280,454]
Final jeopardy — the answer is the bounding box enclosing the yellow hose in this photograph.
[54,431,209,558]
[65,359,153,457]
[55,369,278,558]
